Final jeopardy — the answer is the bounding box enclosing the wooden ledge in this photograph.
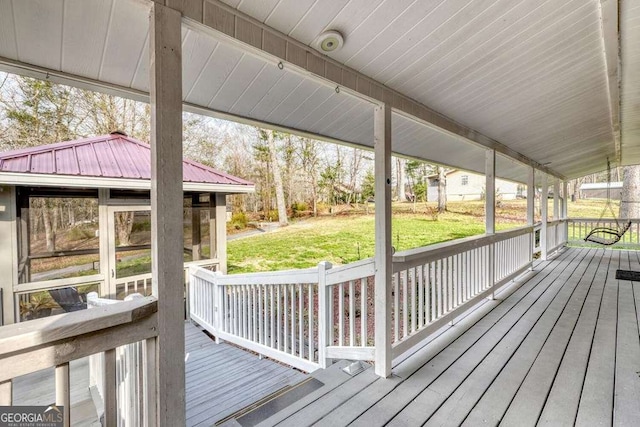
[0,297,157,357]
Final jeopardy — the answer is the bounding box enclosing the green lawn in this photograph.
[227,199,617,274]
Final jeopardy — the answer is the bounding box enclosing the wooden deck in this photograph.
[185,322,307,426]
[13,322,307,427]
[255,247,640,426]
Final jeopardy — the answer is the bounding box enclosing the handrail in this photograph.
[0,297,157,381]
[393,225,534,268]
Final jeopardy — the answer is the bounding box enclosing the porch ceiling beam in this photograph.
[599,0,621,165]
[157,0,564,180]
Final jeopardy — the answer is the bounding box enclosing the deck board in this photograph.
[574,250,619,425]
[612,251,640,426]
[184,322,308,427]
[350,247,583,427]
[258,247,640,427]
[426,249,605,427]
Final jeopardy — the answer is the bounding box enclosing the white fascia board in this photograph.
[0,172,255,194]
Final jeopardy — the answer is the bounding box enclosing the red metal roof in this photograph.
[0,134,253,187]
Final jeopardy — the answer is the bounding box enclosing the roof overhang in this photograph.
[0,172,255,194]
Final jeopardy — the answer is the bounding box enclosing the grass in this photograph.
[32,198,619,277]
[227,198,620,274]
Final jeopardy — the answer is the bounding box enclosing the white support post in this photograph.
[149,3,185,426]
[98,188,110,297]
[562,180,569,219]
[527,168,535,226]
[485,150,496,297]
[527,168,535,268]
[0,185,17,325]
[317,261,332,369]
[55,363,70,427]
[215,194,227,274]
[541,174,549,261]
[374,103,392,378]
[485,150,496,234]
[553,178,560,220]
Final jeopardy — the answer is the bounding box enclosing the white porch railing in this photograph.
[546,219,568,254]
[390,225,535,358]
[568,218,640,247]
[189,258,375,372]
[189,222,570,373]
[0,295,158,426]
[87,293,146,427]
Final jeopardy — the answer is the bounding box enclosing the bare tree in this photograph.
[437,166,447,213]
[265,130,288,225]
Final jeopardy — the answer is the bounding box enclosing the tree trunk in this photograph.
[312,174,318,217]
[115,211,135,246]
[267,131,288,226]
[620,165,640,219]
[437,167,447,213]
[397,158,408,202]
[43,208,55,252]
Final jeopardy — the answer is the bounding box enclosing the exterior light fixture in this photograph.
[315,30,344,53]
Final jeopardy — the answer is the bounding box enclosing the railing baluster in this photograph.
[290,285,296,356]
[258,285,264,345]
[360,278,367,346]
[144,337,157,427]
[402,269,408,338]
[0,380,11,405]
[283,285,289,353]
[270,286,275,348]
[349,280,356,346]
[308,283,315,362]
[328,286,334,346]
[418,265,424,328]
[393,272,399,342]
[277,286,282,351]
[410,268,416,333]
[104,349,117,427]
[55,363,70,427]
[338,283,344,346]
[298,284,304,359]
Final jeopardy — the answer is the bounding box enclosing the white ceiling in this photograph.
[0,0,637,182]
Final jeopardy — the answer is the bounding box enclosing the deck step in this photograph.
[218,361,353,427]
[217,377,323,426]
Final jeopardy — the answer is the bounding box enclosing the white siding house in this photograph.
[428,170,520,201]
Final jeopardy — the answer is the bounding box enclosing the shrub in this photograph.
[291,201,309,218]
[67,225,95,241]
[231,212,248,230]
[267,210,279,222]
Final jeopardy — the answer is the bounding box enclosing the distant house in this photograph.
[579,182,623,199]
[427,169,520,202]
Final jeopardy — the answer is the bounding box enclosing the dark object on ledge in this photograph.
[49,287,87,312]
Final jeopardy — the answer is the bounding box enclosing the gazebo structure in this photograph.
[0,1,639,426]
[0,131,254,325]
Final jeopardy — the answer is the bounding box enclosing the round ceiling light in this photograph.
[315,30,344,53]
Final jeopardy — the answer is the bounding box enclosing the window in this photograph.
[461,175,469,186]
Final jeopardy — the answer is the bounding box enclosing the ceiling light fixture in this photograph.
[315,30,344,53]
